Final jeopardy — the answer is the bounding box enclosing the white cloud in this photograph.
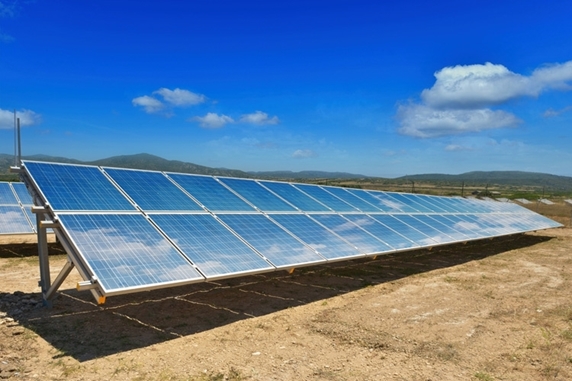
[132,87,206,115]
[543,105,572,118]
[421,61,572,109]
[239,111,280,125]
[396,104,520,138]
[190,113,234,128]
[0,108,41,129]
[292,149,318,158]
[132,95,164,114]
[444,144,473,152]
[153,87,206,106]
[396,60,572,138]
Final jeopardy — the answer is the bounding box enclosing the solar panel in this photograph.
[318,186,382,212]
[150,213,273,278]
[309,213,394,254]
[167,173,256,211]
[268,213,361,260]
[257,180,330,212]
[369,214,437,246]
[0,182,16,204]
[391,214,456,244]
[104,168,203,211]
[0,205,34,234]
[364,190,418,213]
[341,214,419,250]
[216,213,325,267]
[217,177,297,212]
[24,162,135,211]
[0,182,35,234]
[58,213,204,293]
[293,184,359,212]
[17,160,564,305]
[11,182,34,205]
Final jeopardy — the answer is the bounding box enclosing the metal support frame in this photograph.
[32,206,106,305]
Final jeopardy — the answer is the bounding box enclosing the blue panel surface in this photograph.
[151,214,273,277]
[58,214,203,292]
[411,214,468,241]
[258,181,330,211]
[293,184,359,212]
[0,206,34,234]
[437,215,489,239]
[269,214,361,260]
[168,173,255,211]
[0,182,16,204]
[409,194,449,213]
[387,194,433,213]
[11,183,33,205]
[310,214,393,254]
[218,178,296,211]
[422,195,464,213]
[369,215,437,245]
[23,162,135,211]
[104,168,202,211]
[320,186,381,212]
[217,214,325,267]
[393,215,455,243]
[458,214,512,236]
[364,191,418,213]
[342,214,419,250]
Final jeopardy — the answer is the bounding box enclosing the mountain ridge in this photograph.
[2,153,572,189]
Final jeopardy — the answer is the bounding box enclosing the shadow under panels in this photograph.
[19,161,563,302]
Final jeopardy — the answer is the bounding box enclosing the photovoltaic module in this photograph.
[17,161,562,304]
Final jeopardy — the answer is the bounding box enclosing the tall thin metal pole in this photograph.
[17,117,21,166]
[13,110,17,167]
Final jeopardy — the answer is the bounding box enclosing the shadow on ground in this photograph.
[0,233,553,362]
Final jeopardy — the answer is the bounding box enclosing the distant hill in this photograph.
[0,153,252,179]
[399,171,572,190]
[87,153,253,178]
[248,170,368,180]
[2,153,572,190]
[0,153,370,180]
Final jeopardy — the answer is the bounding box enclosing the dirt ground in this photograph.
[1,220,572,380]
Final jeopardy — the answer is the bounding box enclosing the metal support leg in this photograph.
[45,259,74,301]
[36,211,52,307]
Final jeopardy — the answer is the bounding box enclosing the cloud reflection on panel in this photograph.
[217,214,325,267]
[310,214,393,254]
[0,206,34,234]
[57,214,203,292]
[369,215,437,247]
[269,214,360,260]
[363,191,414,213]
[149,214,273,278]
[342,215,419,250]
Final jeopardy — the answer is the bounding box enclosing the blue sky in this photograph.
[1,0,571,177]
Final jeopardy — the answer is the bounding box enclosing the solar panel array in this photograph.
[21,161,562,299]
[0,181,35,234]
